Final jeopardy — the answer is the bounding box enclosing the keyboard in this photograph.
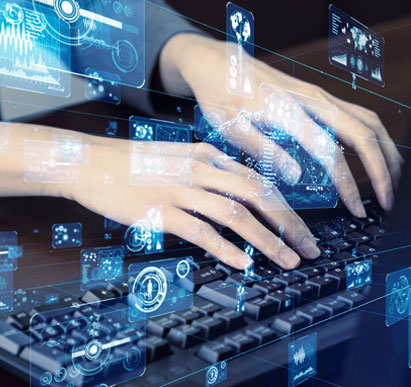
[0,198,388,386]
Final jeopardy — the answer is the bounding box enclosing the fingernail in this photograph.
[353,198,367,218]
[280,160,301,186]
[279,248,300,269]
[385,191,394,211]
[301,236,321,259]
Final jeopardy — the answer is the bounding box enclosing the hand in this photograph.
[161,34,404,217]
[69,137,320,270]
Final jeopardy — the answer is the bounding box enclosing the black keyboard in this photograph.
[0,198,389,386]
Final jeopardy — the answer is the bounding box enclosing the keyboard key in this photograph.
[347,232,371,247]
[246,325,277,345]
[192,316,226,339]
[318,245,336,259]
[305,276,339,298]
[20,342,65,374]
[224,332,258,352]
[337,291,366,308]
[273,272,304,287]
[198,280,261,310]
[6,311,31,331]
[80,289,116,304]
[106,283,129,297]
[213,309,246,331]
[296,266,325,279]
[325,268,347,290]
[254,264,280,279]
[145,336,172,362]
[265,290,295,312]
[190,254,217,270]
[316,297,348,316]
[271,312,309,334]
[197,341,236,363]
[285,283,316,302]
[331,252,353,265]
[245,297,277,320]
[147,316,180,337]
[356,244,379,258]
[167,324,203,348]
[356,215,377,228]
[362,225,387,240]
[215,262,238,277]
[180,266,224,293]
[170,310,202,324]
[253,280,284,294]
[329,240,353,253]
[296,305,328,324]
[0,320,33,355]
[192,297,221,316]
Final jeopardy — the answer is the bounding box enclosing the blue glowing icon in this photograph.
[128,258,193,320]
[386,267,411,327]
[226,2,254,98]
[44,293,60,305]
[346,259,372,290]
[329,5,385,87]
[81,246,124,291]
[105,121,119,137]
[235,283,245,314]
[52,223,82,249]
[206,361,227,386]
[85,68,121,105]
[0,264,13,313]
[288,332,317,387]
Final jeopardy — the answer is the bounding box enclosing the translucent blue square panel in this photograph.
[129,116,193,186]
[52,223,82,249]
[386,267,411,327]
[329,5,385,87]
[205,361,228,386]
[128,257,193,320]
[288,332,317,387]
[346,259,372,290]
[0,0,70,96]
[0,231,22,269]
[81,246,124,291]
[0,264,13,313]
[29,298,146,387]
[31,0,145,91]
[226,2,254,98]
[259,83,338,210]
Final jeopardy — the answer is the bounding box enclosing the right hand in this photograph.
[69,138,320,270]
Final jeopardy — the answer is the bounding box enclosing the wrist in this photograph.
[160,33,221,95]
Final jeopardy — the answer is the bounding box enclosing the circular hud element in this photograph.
[131,266,167,313]
[112,40,138,73]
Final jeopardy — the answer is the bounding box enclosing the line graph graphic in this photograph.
[0,1,70,96]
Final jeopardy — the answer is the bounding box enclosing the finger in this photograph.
[192,162,320,260]
[327,97,404,189]
[171,187,307,269]
[262,93,367,218]
[320,107,394,211]
[194,124,303,187]
[163,206,252,270]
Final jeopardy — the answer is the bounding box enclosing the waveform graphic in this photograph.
[294,366,315,381]
[293,346,306,365]
[0,21,33,56]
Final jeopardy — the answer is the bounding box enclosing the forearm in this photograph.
[0,122,107,199]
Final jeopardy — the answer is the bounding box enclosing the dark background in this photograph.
[167,0,411,55]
